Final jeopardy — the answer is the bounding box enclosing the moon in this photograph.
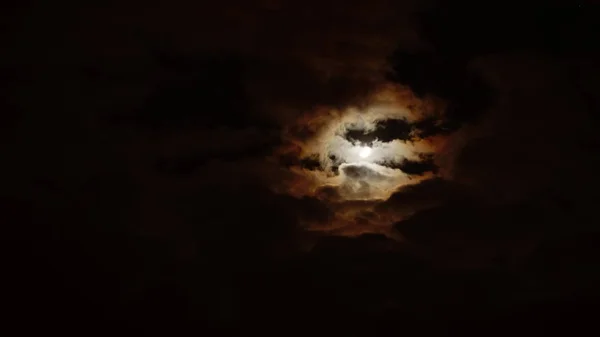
[359,146,372,158]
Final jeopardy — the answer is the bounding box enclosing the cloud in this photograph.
[391,201,547,268]
[45,0,459,243]
[310,233,405,256]
[375,178,469,215]
[272,81,448,201]
[8,0,600,330]
[10,0,596,246]
[167,182,333,260]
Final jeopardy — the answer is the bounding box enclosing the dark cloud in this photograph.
[363,178,469,229]
[310,233,406,257]
[383,2,600,139]
[109,52,270,131]
[527,232,600,293]
[341,164,389,181]
[377,178,465,208]
[418,1,599,57]
[155,134,280,174]
[389,203,537,270]
[396,202,546,241]
[5,0,600,332]
[298,156,322,171]
[385,47,495,133]
[383,154,438,175]
[315,185,343,202]
[346,118,414,143]
[343,111,467,147]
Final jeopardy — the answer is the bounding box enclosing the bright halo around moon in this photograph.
[359,146,372,158]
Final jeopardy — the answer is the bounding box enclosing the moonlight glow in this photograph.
[359,146,372,158]
[283,88,441,203]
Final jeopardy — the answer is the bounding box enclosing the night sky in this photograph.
[3,0,600,335]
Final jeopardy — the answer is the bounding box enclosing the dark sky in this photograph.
[3,0,600,334]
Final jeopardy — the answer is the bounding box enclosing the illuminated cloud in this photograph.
[265,82,451,237]
[274,83,444,206]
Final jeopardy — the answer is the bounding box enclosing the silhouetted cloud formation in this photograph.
[4,0,600,334]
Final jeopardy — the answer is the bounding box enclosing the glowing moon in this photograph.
[359,146,372,158]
